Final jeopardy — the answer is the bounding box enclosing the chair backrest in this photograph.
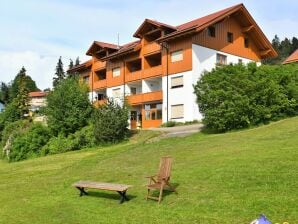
[157,156,173,182]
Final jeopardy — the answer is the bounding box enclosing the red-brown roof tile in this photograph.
[29,91,47,98]
[283,49,298,64]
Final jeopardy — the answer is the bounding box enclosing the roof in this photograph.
[86,41,119,56]
[67,59,92,73]
[283,49,298,64]
[29,91,47,98]
[87,3,277,60]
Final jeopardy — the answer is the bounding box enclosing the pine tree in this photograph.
[68,59,74,70]
[75,57,80,66]
[53,56,65,87]
[0,82,10,104]
[15,80,29,117]
[10,67,39,101]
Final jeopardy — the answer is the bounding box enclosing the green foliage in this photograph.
[263,35,298,65]
[160,120,199,127]
[40,125,96,155]
[9,123,51,162]
[161,121,177,127]
[10,67,39,101]
[45,77,92,136]
[52,56,66,87]
[194,63,298,132]
[92,99,129,144]
[0,82,10,104]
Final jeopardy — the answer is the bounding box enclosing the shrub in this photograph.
[9,123,51,162]
[45,77,93,136]
[40,124,96,156]
[194,63,298,132]
[160,121,178,127]
[92,99,129,144]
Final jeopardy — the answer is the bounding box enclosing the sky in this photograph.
[0,0,297,90]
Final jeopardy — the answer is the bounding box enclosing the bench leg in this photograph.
[117,191,129,204]
[76,187,88,197]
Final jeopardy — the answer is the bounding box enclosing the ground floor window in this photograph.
[171,104,184,119]
[144,103,162,120]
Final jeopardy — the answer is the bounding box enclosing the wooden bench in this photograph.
[73,181,132,204]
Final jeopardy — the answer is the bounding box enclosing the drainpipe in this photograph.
[91,56,94,102]
[161,42,169,123]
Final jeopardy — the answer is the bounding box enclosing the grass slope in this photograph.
[0,117,297,224]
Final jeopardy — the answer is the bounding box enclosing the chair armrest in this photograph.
[145,175,157,179]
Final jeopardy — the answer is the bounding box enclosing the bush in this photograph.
[9,123,51,162]
[194,63,298,132]
[161,121,178,127]
[92,99,129,144]
[45,77,93,136]
[40,124,96,155]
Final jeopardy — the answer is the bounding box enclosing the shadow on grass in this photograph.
[148,183,179,200]
[83,190,137,202]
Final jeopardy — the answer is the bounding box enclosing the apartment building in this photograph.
[69,4,277,129]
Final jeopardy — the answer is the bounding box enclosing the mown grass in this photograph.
[0,117,297,224]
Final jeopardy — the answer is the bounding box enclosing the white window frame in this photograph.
[216,53,227,65]
[171,104,184,119]
[112,67,121,77]
[112,88,121,98]
[171,50,183,62]
[171,75,183,89]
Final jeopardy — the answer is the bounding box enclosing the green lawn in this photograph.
[0,117,297,224]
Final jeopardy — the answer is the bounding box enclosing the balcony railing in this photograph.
[143,42,161,55]
[142,65,162,79]
[93,79,107,89]
[125,70,142,82]
[93,61,106,71]
[126,90,162,105]
[93,99,107,107]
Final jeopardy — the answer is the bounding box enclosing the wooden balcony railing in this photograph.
[93,61,106,71]
[142,65,162,79]
[126,90,162,105]
[125,70,142,82]
[143,42,161,55]
[93,99,107,107]
[93,79,107,89]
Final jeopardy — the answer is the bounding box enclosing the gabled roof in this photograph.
[133,18,177,38]
[29,91,47,98]
[158,3,277,58]
[86,41,119,56]
[67,59,92,73]
[283,49,298,64]
[103,40,141,60]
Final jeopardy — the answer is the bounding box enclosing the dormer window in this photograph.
[227,32,233,43]
[244,38,249,48]
[208,26,216,37]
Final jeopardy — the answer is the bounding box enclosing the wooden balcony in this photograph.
[93,61,106,71]
[143,42,161,55]
[125,70,142,82]
[93,80,107,89]
[142,65,162,79]
[127,90,162,105]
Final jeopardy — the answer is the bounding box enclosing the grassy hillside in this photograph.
[0,117,297,224]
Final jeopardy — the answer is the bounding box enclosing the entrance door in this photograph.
[130,111,137,129]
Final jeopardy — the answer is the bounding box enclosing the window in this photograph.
[244,38,249,48]
[96,93,105,100]
[216,53,227,65]
[238,59,243,64]
[112,88,121,98]
[112,67,120,77]
[171,76,183,88]
[208,26,216,37]
[171,50,183,62]
[144,103,162,120]
[171,104,184,119]
[227,32,233,43]
[130,87,137,95]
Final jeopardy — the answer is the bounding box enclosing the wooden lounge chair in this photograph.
[145,156,177,203]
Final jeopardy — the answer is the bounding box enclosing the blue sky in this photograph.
[0,0,297,89]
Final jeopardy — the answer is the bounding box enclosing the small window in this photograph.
[238,59,243,64]
[145,111,150,120]
[227,32,233,43]
[208,26,215,37]
[244,38,249,48]
[130,87,137,95]
[171,76,183,88]
[83,76,89,83]
[171,104,184,119]
[112,88,121,98]
[216,53,227,65]
[171,50,183,62]
[112,67,120,77]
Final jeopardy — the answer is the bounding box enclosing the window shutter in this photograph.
[112,67,120,77]
[171,104,184,119]
[112,88,121,98]
[171,76,183,88]
[171,50,183,62]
